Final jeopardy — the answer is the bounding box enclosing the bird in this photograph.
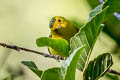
[48,16,79,58]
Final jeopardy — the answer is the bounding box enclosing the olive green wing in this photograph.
[48,33,52,54]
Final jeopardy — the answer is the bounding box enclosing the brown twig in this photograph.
[0,43,64,60]
[0,43,120,76]
[108,69,120,75]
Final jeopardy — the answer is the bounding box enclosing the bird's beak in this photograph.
[51,25,61,31]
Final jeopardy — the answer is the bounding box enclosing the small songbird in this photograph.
[49,16,79,57]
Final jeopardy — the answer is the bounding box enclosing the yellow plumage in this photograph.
[49,16,78,57]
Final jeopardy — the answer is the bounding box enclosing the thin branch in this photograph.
[0,43,64,60]
[108,69,120,75]
[0,43,120,76]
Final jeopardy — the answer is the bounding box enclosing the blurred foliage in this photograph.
[105,73,119,80]
[6,66,25,80]
[1,66,25,80]
[86,0,100,9]
[2,77,11,80]
[0,49,11,68]
[103,15,120,46]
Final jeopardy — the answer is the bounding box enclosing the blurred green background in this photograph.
[0,0,119,80]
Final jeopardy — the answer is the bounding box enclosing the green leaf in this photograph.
[103,0,120,15]
[70,5,108,71]
[42,46,85,80]
[61,46,85,80]
[22,61,61,80]
[22,46,84,80]
[87,0,120,14]
[88,3,103,21]
[87,0,120,46]
[36,37,51,47]
[41,68,62,80]
[21,61,38,69]
[83,53,113,80]
[105,73,119,80]
[21,61,43,78]
[36,37,70,57]
[86,0,100,9]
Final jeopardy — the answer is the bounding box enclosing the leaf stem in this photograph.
[0,43,64,60]
[108,69,120,75]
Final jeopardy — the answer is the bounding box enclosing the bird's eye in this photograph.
[58,19,62,22]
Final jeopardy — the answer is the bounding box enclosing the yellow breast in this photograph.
[48,16,78,57]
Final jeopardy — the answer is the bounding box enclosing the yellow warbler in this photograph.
[49,16,79,57]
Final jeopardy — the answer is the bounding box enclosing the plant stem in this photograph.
[0,43,120,76]
[0,43,64,60]
[108,69,120,75]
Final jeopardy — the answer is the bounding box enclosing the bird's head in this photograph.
[49,16,68,32]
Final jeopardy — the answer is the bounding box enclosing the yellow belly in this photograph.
[49,47,60,55]
[48,33,66,57]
